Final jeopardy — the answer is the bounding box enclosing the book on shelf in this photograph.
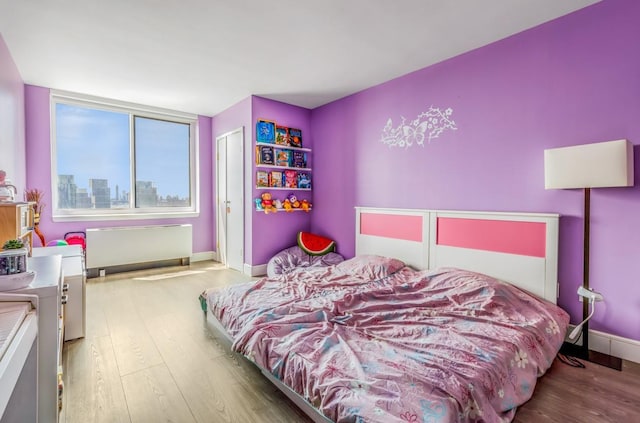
[291,150,307,168]
[256,119,276,143]
[257,145,275,165]
[275,149,291,167]
[270,171,283,187]
[275,125,290,146]
[284,170,298,188]
[289,128,302,148]
[256,170,269,187]
[297,172,312,189]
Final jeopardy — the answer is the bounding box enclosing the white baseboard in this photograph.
[191,251,216,263]
[243,263,267,277]
[566,325,640,364]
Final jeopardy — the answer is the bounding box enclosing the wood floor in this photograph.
[60,261,640,423]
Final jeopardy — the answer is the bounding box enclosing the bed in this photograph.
[202,207,568,423]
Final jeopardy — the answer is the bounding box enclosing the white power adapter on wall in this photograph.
[577,286,603,302]
[569,286,604,340]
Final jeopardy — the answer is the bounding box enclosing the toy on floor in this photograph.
[64,231,87,251]
[46,240,69,247]
[266,231,343,278]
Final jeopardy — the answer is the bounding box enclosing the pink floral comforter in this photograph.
[204,256,569,423]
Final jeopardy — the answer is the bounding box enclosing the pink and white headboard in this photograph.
[355,207,559,304]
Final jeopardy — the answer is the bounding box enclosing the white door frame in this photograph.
[215,127,244,271]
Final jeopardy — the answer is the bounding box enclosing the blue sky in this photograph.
[56,103,190,199]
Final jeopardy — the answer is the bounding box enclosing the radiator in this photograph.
[86,224,192,269]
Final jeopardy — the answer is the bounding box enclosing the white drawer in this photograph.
[63,275,85,341]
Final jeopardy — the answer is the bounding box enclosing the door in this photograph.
[216,128,244,272]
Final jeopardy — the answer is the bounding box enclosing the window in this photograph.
[51,92,198,220]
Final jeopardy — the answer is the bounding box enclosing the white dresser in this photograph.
[32,246,85,341]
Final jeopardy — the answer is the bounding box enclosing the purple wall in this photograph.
[250,96,312,265]
[24,85,215,253]
[211,96,251,260]
[196,115,214,253]
[0,33,26,192]
[310,0,640,341]
[210,96,312,267]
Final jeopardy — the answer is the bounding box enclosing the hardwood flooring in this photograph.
[61,261,640,423]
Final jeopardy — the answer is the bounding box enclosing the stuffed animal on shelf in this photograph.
[261,192,278,214]
[255,198,263,211]
[274,199,283,210]
[301,199,311,212]
[283,198,293,212]
[288,194,300,209]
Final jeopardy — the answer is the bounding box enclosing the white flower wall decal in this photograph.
[381,106,457,148]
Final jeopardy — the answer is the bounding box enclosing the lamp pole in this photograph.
[582,187,590,357]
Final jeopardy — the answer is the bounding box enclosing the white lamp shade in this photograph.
[544,139,634,189]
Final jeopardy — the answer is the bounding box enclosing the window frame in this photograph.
[50,90,200,222]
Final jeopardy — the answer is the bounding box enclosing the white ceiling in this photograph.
[0,0,599,117]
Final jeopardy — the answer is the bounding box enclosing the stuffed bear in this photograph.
[261,192,278,214]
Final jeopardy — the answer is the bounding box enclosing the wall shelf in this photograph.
[256,142,311,152]
[256,164,312,171]
[255,187,311,191]
[255,207,311,212]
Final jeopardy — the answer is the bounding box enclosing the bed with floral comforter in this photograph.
[203,255,569,423]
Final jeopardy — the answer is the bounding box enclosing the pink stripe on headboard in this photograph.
[437,217,546,257]
[360,213,423,242]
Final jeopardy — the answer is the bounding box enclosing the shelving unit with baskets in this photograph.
[0,202,34,252]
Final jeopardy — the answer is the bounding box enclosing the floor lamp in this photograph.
[544,139,634,370]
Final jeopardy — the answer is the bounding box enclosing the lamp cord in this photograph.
[558,352,586,368]
[557,298,596,369]
[568,297,597,340]
[558,330,586,367]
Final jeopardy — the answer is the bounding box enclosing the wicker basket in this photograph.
[0,247,28,275]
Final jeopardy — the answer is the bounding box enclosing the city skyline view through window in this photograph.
[55,102,191,210]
